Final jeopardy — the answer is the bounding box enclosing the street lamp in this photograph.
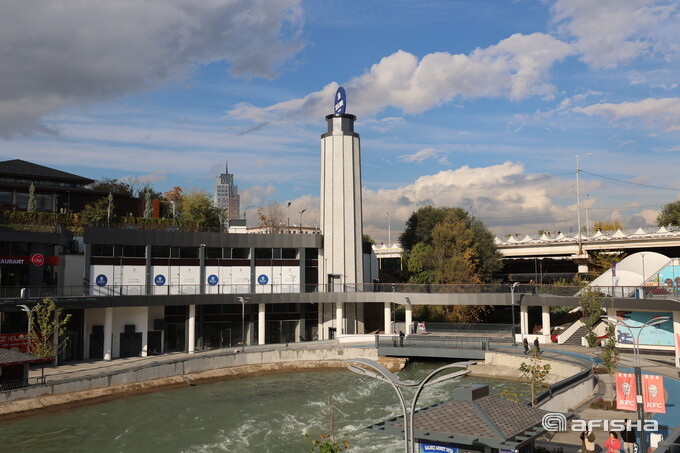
[237,297,250,352]
[18,304,35,350]
[243,205,254,224]
[508,282,519,346]
[346,358,472,453]
[298,209,306,233]
[601,315,670,453]
[575,153,591,255]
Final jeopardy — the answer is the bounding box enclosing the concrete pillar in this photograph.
[384,302,392,334]
[405,304,413,334]
[103,307,113,361]
[258,303,266,345]
[188,304,196,354]
[520,304,528,336]
[542,306,551,339]
[141,306,149,357]
[336,303,344,335]
[673,311,680,368]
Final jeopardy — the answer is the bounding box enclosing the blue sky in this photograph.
[1,0,679,242]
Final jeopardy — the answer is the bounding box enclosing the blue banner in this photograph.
[615,311,673,346]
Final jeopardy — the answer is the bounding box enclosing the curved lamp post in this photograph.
[237,297,250,352]
[508,282,519,346]
[601,315,670,453]
[346,358,473,453]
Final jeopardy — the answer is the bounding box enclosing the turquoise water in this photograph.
[0,362,528,452]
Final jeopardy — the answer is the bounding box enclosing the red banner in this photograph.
[642,374,665,413]
[0,255,59,266]
[616,373,637,411]
[0,332,30,353]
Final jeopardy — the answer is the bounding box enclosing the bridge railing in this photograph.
[419,322,514,336]
[376,334,491,351]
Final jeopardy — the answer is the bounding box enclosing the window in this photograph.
[92,244,114,257]
[179,247,198,259]
[282,248,297,259]
[231,248,249,259]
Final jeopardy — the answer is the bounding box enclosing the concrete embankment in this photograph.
[467,351,584,384]
[0,346,405,419]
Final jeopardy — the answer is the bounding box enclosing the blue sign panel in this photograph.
[154,274,166,286]
[615,311,673,346]
[207,274,219,286]
[95,274,108,287]
[334,86,346,114]
[257,274,269,285]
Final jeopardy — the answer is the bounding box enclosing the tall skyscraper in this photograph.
[214,162,240,221]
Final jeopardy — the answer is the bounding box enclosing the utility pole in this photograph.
[575,153,591,255]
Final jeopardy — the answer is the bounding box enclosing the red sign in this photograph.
[31,253,44,266]
[615,373,637,411]
[0,255,59,266]
[0,332,30,353]
[642,374,665,413]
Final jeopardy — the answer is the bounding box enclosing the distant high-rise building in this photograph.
[214,162,240,221]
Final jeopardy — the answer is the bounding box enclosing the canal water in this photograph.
[0,361,528,452]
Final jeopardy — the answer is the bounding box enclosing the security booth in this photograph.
[366,385,570,453]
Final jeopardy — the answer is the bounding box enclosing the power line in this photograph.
[580,170,680,191]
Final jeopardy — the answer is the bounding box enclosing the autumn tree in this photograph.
[593,220,623,232]
[257,201,286,233]
[177,189,221,231]
[657,200,680,227]
[28,298,72,359]
[519,349,551,407]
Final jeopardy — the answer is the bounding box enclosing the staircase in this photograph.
[562,325,588,345]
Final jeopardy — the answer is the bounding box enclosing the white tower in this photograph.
[319,88,364,293]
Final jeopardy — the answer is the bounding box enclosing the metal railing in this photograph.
[421,322,513,335]
[3,282,677,301]
[376,334,491,351]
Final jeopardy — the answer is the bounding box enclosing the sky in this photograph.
[1,0,679,243]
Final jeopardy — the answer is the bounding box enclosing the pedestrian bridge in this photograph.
[376,334,497,360]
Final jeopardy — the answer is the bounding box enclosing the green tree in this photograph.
[80,197,112,226]
[600,323,620,401]
[407,242,436,284]
[28,298,72,359]
[580,287,603,347]
[27,183,37,212]
[657,200,680,226]
[401,206,502,284]
[362,234,375,245]
[519,349,551,407]
[90,177,133,196]
[177,189,221,231]
[588,251,625,280]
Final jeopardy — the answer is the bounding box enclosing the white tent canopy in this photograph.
[590,251,671,297]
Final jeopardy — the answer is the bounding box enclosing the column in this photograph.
[141,306,149,357]
[103,307,113,361]
[188,304,196,354]
[384,302,392,334]
[258,303,266,345]
[336,303,344,335]
[673,311,680,368]
[405,304,413,334]
[520,304,529,336]
[541,306,551,341]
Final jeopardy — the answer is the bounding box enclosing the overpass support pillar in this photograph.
[103,307,113,361]
[188,304,196,354]
[520,304,529,336]
[258,304,266,345]
[384,302,392,334]
[541,306,551,340]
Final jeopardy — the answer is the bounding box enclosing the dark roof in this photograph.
[0,348,46,366]
[0,159,93,184]
[367,385,569,450]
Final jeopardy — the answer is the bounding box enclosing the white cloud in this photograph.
[576,97,680,131]
[398,148,450,164]
[0,0,304,137]
[229,32,573,123]
[551,0,678,69]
